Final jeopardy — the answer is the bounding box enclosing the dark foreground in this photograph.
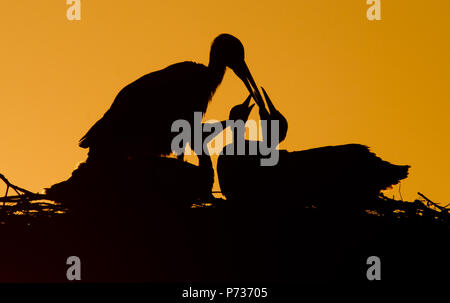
[0,157,448,283]
[0,198,448,283]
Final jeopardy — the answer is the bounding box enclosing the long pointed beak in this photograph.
[261,87,277,115]
[233,61,264,107]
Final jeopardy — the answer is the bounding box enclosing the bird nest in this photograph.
[1,172,449,227]
[0,174,67,225]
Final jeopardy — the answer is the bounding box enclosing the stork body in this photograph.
[80,34,261,161]
[217,90,410,210]
[80,62,221,157]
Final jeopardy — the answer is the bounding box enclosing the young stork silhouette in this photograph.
[218,89,410,211]
[79,34,261,162]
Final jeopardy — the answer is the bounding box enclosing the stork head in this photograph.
[229,95,255,122]
[210,34,262,100]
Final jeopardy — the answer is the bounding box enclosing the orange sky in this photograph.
[0,1,449,204]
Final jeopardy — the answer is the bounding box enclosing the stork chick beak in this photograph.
[261,87,277,115]
[232,61,264,107]
[242,94,255,117]
[247,103,255,115]
[243,94,252,106]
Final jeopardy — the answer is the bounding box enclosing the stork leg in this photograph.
[198,154,215,202]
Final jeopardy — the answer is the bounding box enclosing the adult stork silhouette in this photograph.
[79,34,261,162]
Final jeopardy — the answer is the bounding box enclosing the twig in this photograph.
[0,173,46,204]
[0,173,36,196]
[0,194,47,203]
[398,183,404,202]
[418,192,449,213]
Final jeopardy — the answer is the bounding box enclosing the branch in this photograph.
[0,173,46,204]
[418,192,449,213]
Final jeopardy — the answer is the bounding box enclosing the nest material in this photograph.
[0,174,66,224]
[1,170,448,227]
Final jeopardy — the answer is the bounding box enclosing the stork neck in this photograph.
[229,124,246,154]
[207,60,226,92]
